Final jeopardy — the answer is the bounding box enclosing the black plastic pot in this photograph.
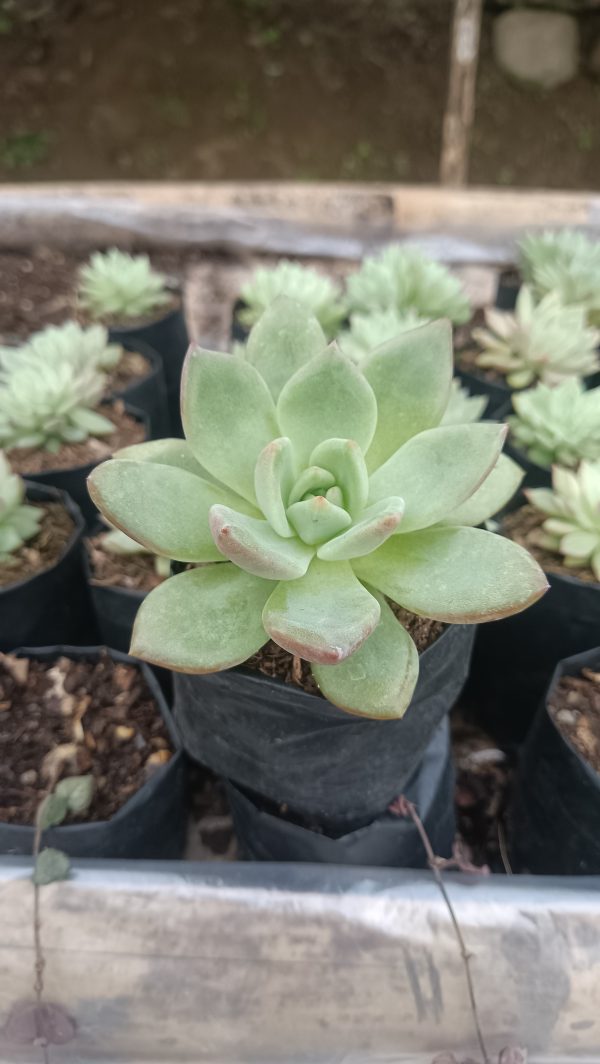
[0,646,186,860]
[0,484,97,651]
[174,623,475,831]
[108,295,189,435]
[495,268,520,311]
[226,717,455,866]
[503,439,551,490]
[454,365,510,417]
[230,297,250,345]
[464,536,599,745]
[24,403,149,528]
[511,647,600,875]
[114,338,169,439]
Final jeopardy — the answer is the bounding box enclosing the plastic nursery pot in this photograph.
[230,297,250,345]
[511,647,600,875]
[174,623,475,832]
[0,483,97,651]
[464,510,600,745]
[114,337,169,439]
[25,403,149,529]
[495,267,521,311]
[226,717,455,866]
[0,645,186,859]
[454,364,510,418]
[503,439,551,490]
[108,292,189,436]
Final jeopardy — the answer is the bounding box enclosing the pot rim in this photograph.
[0,482,84,597]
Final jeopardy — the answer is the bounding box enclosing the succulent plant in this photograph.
[78,249,171,322]
[519,229,600,327]
[88,299,545,720]
[99,523,171,579]
[239,261,346,338]
[0,452,42,562]
[0,322,123,376]
[339,309,428,364]
[441,379,487,426]
[0,358,113,453]
[472,286,600,389]
[509,379,600,469]
[527,462,600,581]
[346,245,471,325]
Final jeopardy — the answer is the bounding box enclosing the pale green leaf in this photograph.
[209,505,314,579]
[288,466,335,506]
[181,346,278,503]
[353,526,548,622]
[287,496,352,545]
[36,793,68,831]
[312,592,419,718]
[131,564,273,671]
[309,438,369,516]
[363,320,453,471]
[33,848,70,886]
[254,437,296,537]
[262,558,380,663]
[317,497,405,561]
[441,454,524,527]
[54,775,94,815]
[88,460,257,563]
[245,296,327,399]
[277,345,378,466]
[368,423,507,532]
[113,437,219,481]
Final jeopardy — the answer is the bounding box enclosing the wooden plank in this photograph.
[440,0,483,186]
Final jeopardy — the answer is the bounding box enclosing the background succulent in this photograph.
[346,245,471,325]
[0,452,42,562]
[441,379,487,426]
[89,299,544,720]
[339,308,428,364]
[239,260,346,338]
[0,358,113,452]
[527,462,600,581]
[0,322,123,376]
[78,249,171,322]
[509,379,600,469]
[519,229,600,327]
[472,286,600,389]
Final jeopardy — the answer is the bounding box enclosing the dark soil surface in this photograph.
[0,1,599,188]
[6,402,145,474]
[549,667,600,774]
[0,501,74,589]
[452,710,513,871]
[245,609,444,696]
[0,651,173,825]
[105,349,152,395]
[503,503,599,584]
[86,534,166,592]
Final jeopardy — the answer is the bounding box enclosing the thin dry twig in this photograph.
[390,795,491,1064]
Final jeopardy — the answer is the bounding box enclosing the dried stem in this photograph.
[398,797,491,1064]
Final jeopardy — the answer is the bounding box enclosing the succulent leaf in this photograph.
[353,526,548,622]
[339,308,429,364]
[363,319,453,470]
[368,423,507,533]
[441,379,487,425]
[441,454,524,527]
[473,286,600,388]
[244,296,328,399]
[3,322,123,376]
[346,245,471,324]
[209,504,314,578]
[262,558,380,663]
[131,564,274,671]
[78,249,170,321]
[311,592,419,719]
[0,452,42,562]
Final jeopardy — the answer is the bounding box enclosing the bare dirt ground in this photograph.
[1,0,599,188]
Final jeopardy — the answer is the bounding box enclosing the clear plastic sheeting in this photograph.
[0,858,599,1063]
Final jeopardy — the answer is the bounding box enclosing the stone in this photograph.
[493,9,579,89]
